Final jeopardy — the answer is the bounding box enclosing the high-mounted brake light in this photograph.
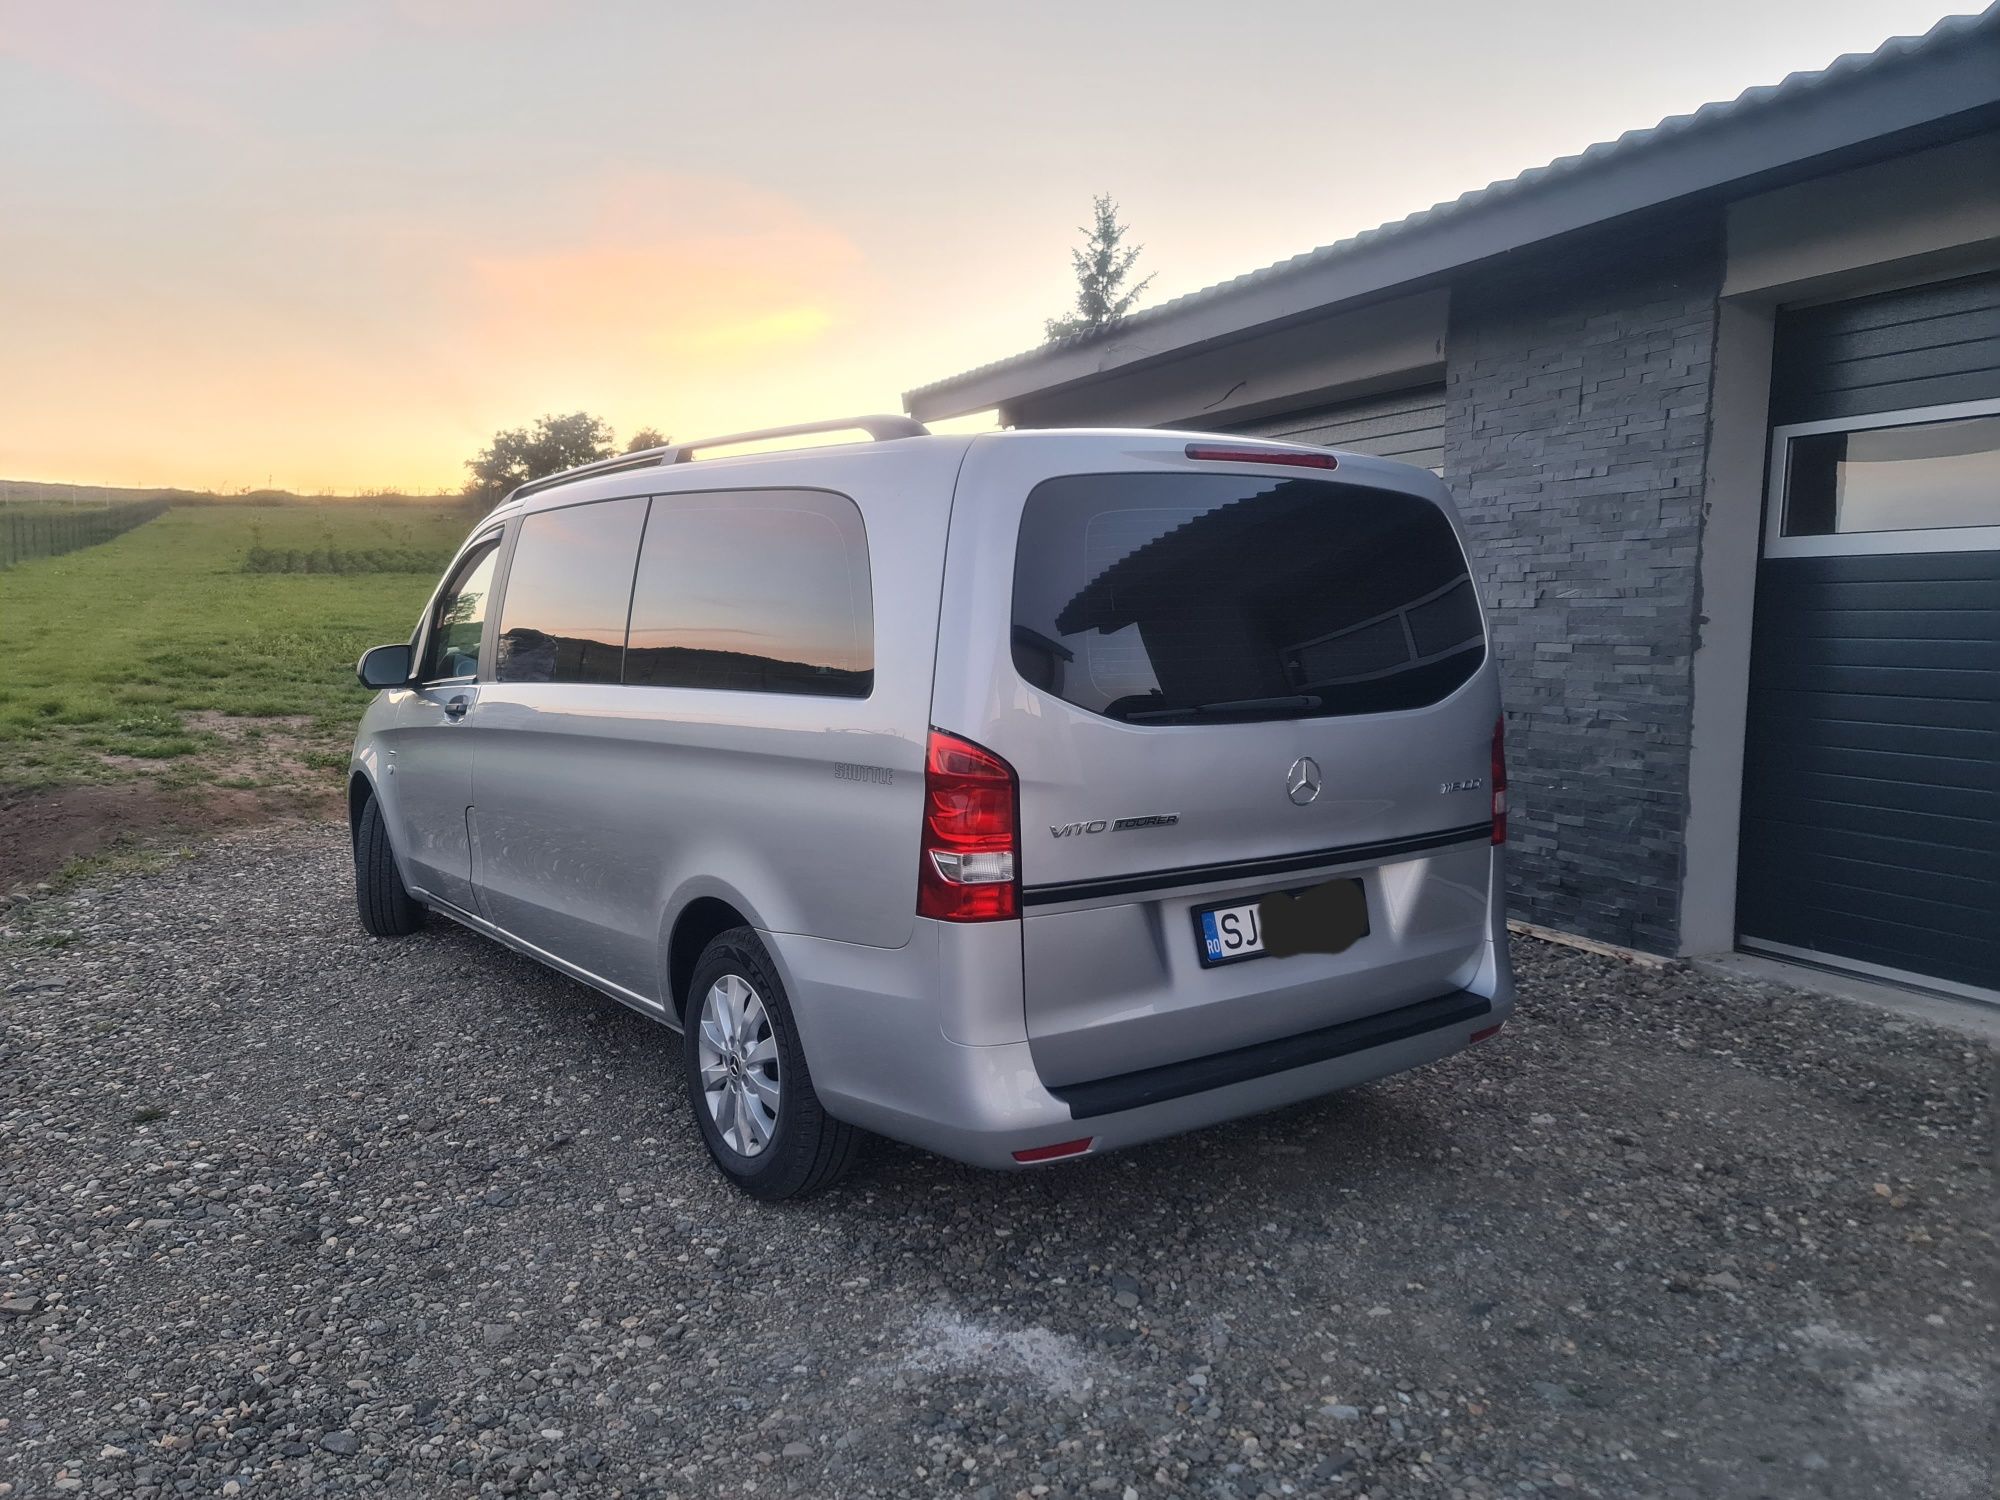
[917,729,1020,922]
[1491,716,1508,845]
[1183,443,1337,470]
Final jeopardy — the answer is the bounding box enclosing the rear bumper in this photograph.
[1048,987,1494,1118]
[821,983,1508,1169]
[769,921,1512,1169]
[765,844,1514,1170]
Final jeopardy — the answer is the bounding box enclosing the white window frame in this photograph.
[1763,396,2000,559]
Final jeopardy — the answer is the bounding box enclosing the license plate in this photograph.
[1194,878,1368,967]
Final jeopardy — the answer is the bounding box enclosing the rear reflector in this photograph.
[1183,443,1337,470]
[917,728,1020,922]
[1012,1138,1093,1163]
[1491,716,1508,845]
[1470,1023,1504,1044]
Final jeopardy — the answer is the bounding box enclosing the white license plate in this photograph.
[1197,901,1266,964]
[1194,878,1369,967]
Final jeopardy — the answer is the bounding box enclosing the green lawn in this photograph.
[0,503,472,789]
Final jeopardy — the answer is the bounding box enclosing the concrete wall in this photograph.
[1443,221,1722,953]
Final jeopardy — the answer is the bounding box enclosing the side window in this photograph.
[421,540,500,683]
[626,488,873,698]
[496,496,648,684]
[1777,407,2000,542]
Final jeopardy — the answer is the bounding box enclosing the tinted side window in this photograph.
[1012,473,1483,723]
[626,489,872,698]
[496,497,648,684]
[421,539,499,682]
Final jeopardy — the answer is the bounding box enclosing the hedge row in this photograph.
[242,547,448,575]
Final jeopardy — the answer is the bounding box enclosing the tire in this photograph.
[682,927,859,1200]
[353,792,426,938]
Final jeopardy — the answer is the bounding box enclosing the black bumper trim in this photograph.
[1045,988,1492,1120]
[1020,823,1491,908]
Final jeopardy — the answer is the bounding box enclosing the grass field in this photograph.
[0,503,471,792]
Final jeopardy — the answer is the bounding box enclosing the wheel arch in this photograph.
[347,769,377,838]
[666,895,754,1023]
[347,763,419,896]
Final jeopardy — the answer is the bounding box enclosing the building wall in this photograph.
[1442,221,1722,952]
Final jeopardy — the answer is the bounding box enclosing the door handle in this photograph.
[444,695,470,719]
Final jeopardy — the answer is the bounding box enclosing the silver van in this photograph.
[349,418,1512,1198]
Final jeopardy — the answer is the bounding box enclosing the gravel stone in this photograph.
[0,824,1993,1498]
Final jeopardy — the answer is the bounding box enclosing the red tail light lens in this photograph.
[1184,443,1337,470]
[917,728,1020,922]
[1013,1138,1093,1164]
[1491,715,1508,845]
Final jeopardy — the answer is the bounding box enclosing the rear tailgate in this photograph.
[935,432,1501,1086]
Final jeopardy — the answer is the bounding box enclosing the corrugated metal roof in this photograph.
[905,5,2000,405]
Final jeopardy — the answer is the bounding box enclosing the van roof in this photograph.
[484,420,1411,524]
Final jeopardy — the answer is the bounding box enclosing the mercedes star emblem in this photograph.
[1287,756,1322,806]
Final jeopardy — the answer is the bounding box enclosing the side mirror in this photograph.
[356,643,414,689]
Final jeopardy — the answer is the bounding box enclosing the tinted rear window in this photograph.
[625,488,873,698]
[1011,473,1483,723]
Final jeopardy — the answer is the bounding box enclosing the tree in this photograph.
[1044,193,1155,344]
[625,427,669,453]
[464,412,615,502]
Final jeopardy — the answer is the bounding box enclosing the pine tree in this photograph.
[1044,193,1155,344]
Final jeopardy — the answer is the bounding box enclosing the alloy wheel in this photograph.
[696,972,782,1156]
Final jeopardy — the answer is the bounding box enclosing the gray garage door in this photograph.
[1227,385,1445,472]
[1737,270,2000,999]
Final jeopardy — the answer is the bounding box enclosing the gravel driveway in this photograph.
[2,826,1993,1499]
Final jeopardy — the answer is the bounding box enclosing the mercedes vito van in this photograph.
[349,417,1512,1198]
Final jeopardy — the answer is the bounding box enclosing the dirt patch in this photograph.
[0,778,338,891]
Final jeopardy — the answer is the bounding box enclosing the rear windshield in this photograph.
[1011,472,1483,724]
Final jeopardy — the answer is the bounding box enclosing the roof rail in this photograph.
[510,446,676,499]
[668,414,926,461]
[507,415,927,501]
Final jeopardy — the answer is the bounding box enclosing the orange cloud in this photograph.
[457,174,865,369]
[0,165,883,491]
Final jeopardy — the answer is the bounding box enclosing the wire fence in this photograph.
[0,499,170,569]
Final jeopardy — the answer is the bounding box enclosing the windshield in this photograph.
[1011,472,1484,724]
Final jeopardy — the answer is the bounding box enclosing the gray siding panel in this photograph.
[1739,550,2000,991]
[1770,268,2000,423]
[1229,387,1446,472]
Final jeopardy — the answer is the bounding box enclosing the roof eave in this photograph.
[904,19,2000,423]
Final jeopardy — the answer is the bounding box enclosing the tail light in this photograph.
[1491,715,1508,845]
[917,728,1020,922]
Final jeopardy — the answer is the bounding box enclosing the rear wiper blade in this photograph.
[1125,693,1323,722]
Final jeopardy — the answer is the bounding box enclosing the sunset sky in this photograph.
[0,1,1970,493]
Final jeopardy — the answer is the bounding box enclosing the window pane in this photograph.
[1783,414,2000,536]
[496,497,647,684]
[626,489,873,698]
[424,543,497,681]
[1012,473,1484,724]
